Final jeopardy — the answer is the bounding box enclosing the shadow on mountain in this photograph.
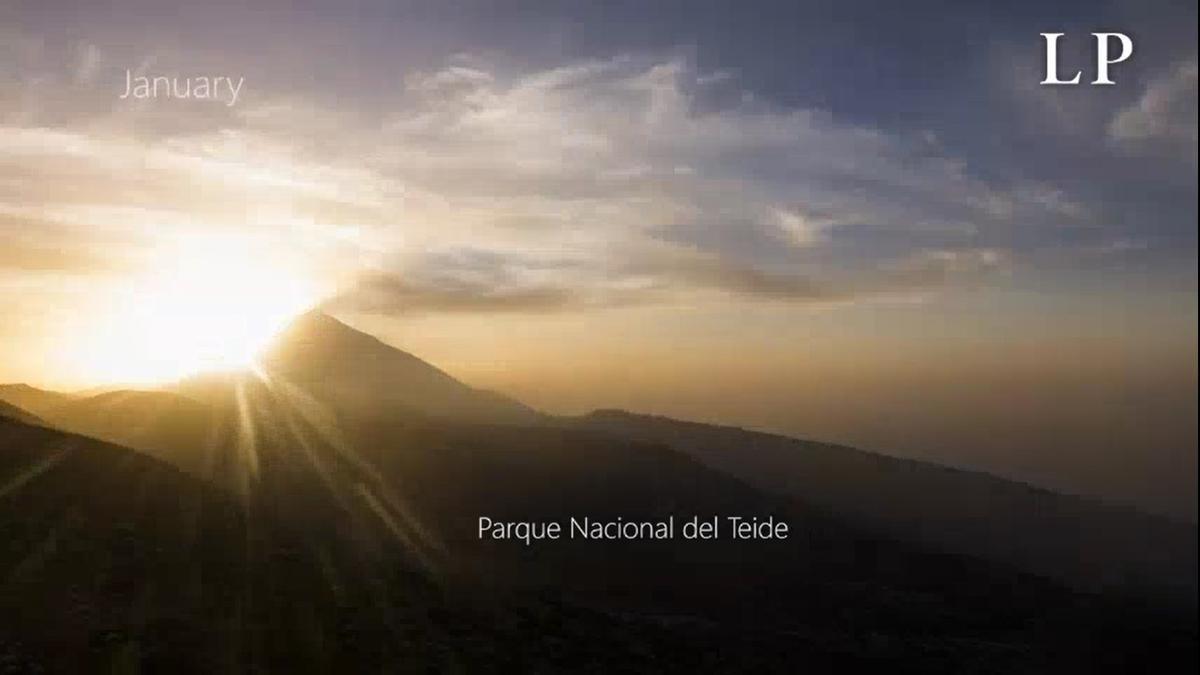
[2,312,1196,672]
[8,418,835,672]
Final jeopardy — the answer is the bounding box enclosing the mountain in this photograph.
[4,416,817,672]
[0,313,539,485]
[2,312,1196,670]
[575,410,1199,604]
[0,387,221,479]
[0,383,74,418]
[0,398,43,425]
[248,310,538,425]
[0,415,249,671]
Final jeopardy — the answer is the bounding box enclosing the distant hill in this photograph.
[0,383,74,417]
[0,387,222,479]
[576,410,1198,604]
[0,398,43,425]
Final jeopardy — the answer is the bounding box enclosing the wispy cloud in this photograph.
[327,55,1074,312]
[1108,59,1198,161]
[1,40,1087,315]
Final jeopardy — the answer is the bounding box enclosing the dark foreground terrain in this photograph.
[1,313,1196,672]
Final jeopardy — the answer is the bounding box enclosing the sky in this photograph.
[0,0,1196,517]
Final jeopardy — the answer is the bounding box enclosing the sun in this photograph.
[72,234,323,385]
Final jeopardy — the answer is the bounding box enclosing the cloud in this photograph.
[1108,60,1198,159]
[0,211,137,275]
[872,248,1009,293]
[328,55,1082,312]
[1,43,1083,316]
[327,241,1008,315]
[329,274,587,314]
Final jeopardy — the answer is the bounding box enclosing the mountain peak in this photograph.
[285,309,353,334]
[275,309,378,345]
[262,310,403,367]
[255,310,538,424]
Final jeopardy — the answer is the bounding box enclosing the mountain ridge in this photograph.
[253,311,540,424]
[584,408,1173,517]
[2,312,1195,605]
[0,398,43,425]
[1,311,1196,670]
[575,408,1198,604]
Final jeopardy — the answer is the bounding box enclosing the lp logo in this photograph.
[1040,33,1134,85]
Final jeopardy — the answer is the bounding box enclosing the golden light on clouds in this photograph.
[64,233,323,385]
